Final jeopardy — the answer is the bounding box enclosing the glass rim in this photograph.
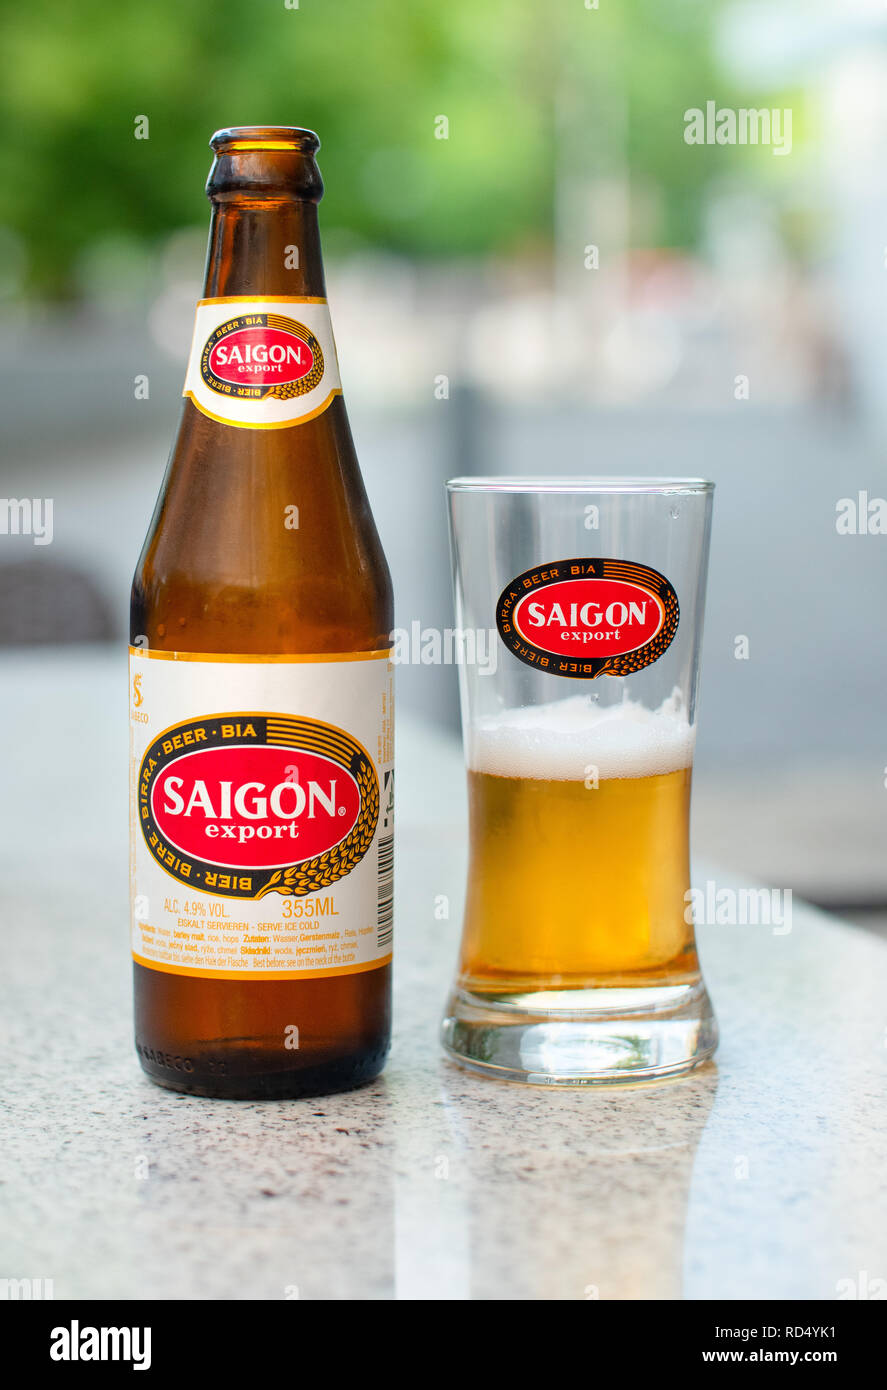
[446,475,714,495]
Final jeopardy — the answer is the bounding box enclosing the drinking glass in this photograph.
[442,477,717,1084]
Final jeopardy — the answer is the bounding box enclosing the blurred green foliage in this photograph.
[0,0,778,298]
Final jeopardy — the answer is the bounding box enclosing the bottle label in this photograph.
[129,649,394,980]
[183,296,343,430]
[496,558,679,679]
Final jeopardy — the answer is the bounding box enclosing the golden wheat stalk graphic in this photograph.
[254,757,379,898]
[261,316,325,400]
[603,590,678,675]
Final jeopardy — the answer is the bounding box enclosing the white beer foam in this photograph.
[469,689,694,781]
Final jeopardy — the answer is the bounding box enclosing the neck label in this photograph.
[183,296,342,429]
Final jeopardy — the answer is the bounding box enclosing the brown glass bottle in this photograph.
[130,127,393,1098]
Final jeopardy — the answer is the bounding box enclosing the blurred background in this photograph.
[1,0,885,922]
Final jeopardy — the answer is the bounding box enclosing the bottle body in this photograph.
[129,128,393,1098]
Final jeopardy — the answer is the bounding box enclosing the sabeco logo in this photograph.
[138,714,378,899]
[497,559,679,679]
[200,313,324,401]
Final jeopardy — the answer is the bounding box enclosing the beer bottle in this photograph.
[129,127,394,1098]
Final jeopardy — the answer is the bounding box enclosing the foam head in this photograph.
[468,690,695,781]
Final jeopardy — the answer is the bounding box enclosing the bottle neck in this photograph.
[202,201,327,300]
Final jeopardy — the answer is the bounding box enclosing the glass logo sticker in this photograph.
[496,558,680,679]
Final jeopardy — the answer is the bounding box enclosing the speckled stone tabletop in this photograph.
[1,650,885,1299]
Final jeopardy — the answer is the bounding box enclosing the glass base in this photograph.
[441,979,718,1085]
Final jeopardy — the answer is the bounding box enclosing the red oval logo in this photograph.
[208,326,314,387]
[497,559,679,679]
[151,744,360,870]
[513,578,664,658]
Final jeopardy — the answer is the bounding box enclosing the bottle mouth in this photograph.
[207,126,324,203]
[210,125,320,154]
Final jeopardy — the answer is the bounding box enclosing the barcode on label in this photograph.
[377,834,394,949]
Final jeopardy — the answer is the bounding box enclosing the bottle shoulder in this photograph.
[131,400,392,653]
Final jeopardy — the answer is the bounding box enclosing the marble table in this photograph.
[0,648,884,1299]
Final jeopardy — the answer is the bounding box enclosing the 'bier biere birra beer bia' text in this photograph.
[129,127,394,1098]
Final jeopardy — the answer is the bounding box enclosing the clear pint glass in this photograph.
[442,477,717,1084]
